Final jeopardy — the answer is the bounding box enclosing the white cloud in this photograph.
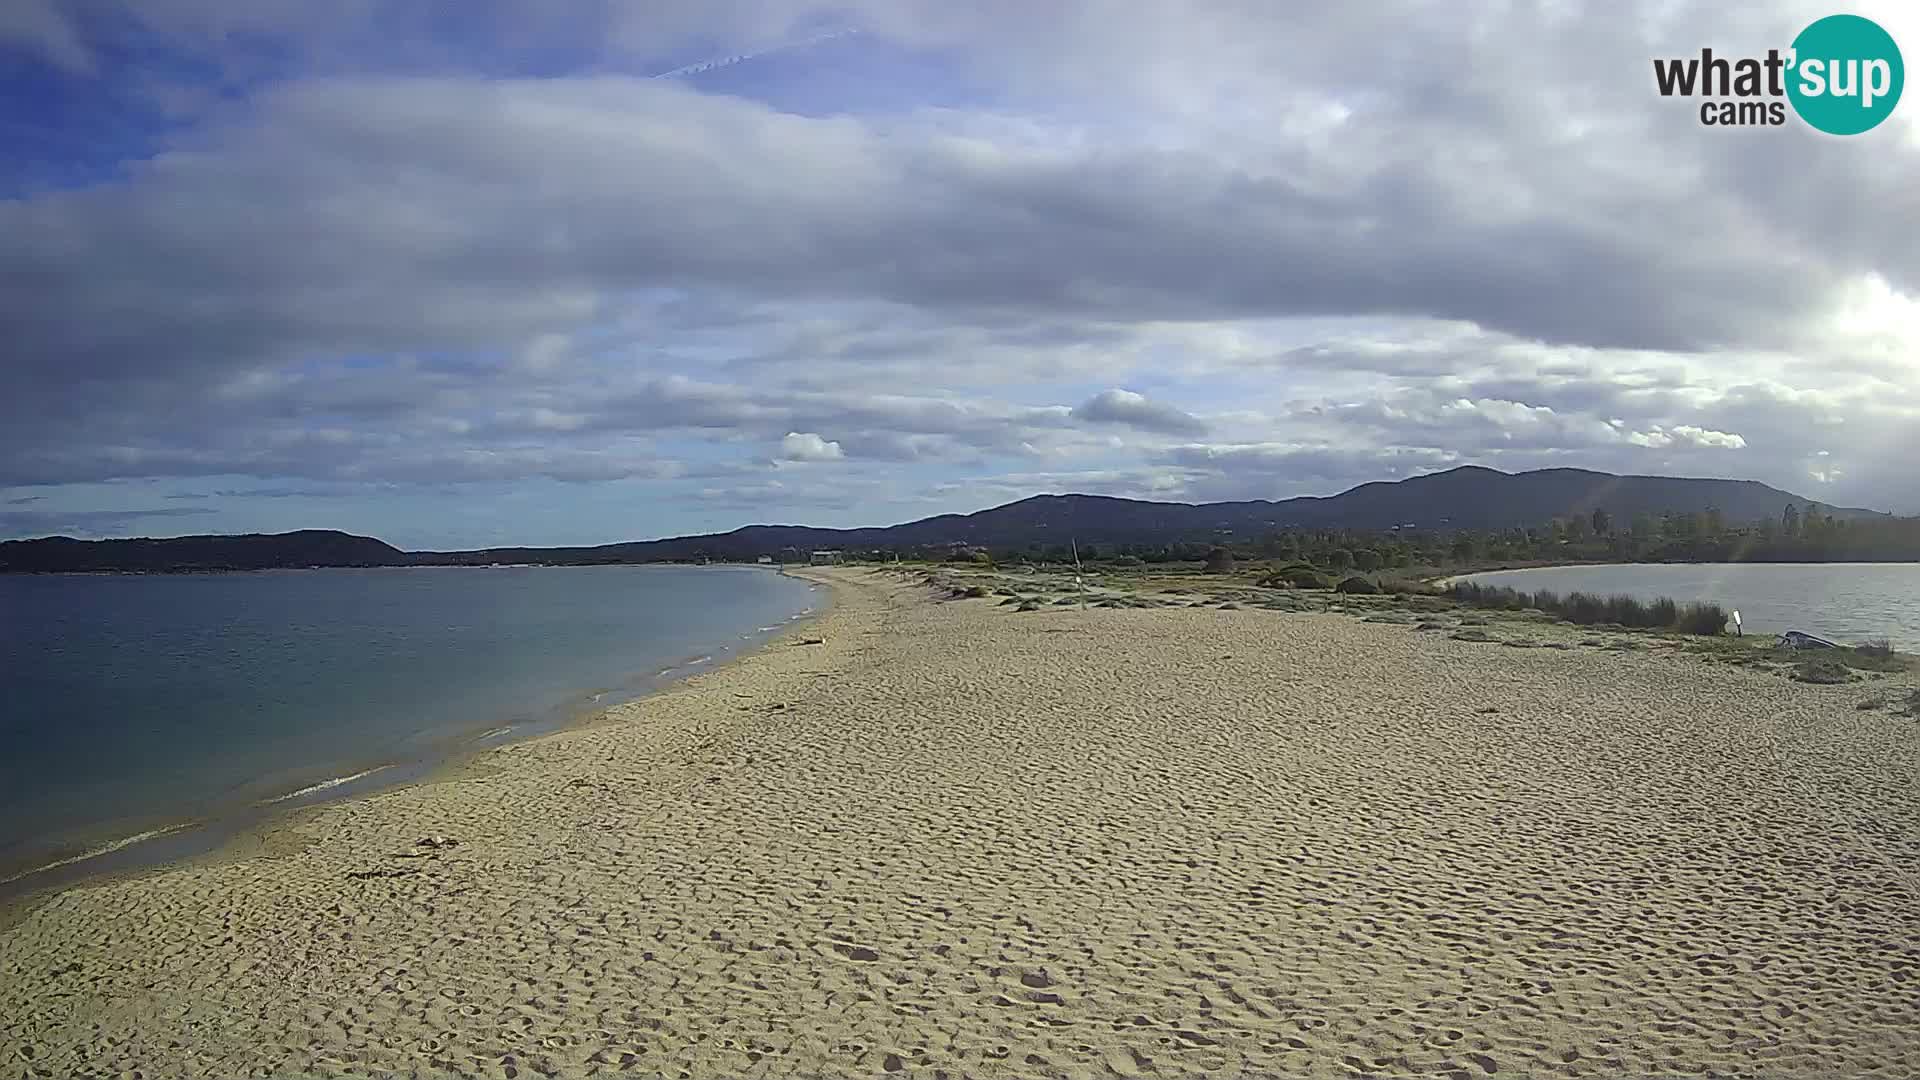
[777,432,845,461]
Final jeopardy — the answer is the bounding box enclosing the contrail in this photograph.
[648,28,857,80]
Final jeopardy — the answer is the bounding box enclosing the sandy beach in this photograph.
[5,566,1920,1078]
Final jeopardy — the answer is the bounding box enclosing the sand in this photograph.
[4,566,1920,1078]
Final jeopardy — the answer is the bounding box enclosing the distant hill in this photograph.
[0,530,404,573]
[0,467,1884,571]
[411,466,1880,564]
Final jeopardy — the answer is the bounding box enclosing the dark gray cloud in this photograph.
[1070,390,1207,436]
[0,506,214,537]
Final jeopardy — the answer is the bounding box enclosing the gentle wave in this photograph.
[259,765,394,805]
[0,823,197,886]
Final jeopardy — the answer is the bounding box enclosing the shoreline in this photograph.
[6,566,1918,1076]
[0,567,833,911]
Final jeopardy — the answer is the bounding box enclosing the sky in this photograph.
[3,1,1918,549]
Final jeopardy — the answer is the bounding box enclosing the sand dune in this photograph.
[5,567,1919,1077]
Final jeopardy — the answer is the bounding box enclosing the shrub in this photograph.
[1261,567,1332,590]
[961,585,992,598]
[1334,575,1380,595]
[1446,581,1723,635]
[1602,594,1650,626]
[1792,658,1852,684]
[1202,547,1235,574]
[1676,603,1728,636]
[1111,554,1144,567]
[1859,638,1895,658]
[1564,592,1606,624]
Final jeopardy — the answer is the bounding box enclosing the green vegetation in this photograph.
[1792,658,1853,684]
[889,561,1909,689]
[1827,643,1909,674]
[1259,565,1333,590]
[1447,581,1727,636]
[834,498,1920,576]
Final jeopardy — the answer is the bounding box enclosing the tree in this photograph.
[1449,534,1478,562]
[1202,546,1235,574]
[1591,507,1611,536]
[1352,548,1382,572]
[1783,503,1800,537]
[1704,506,1724,536]
[1327,548,1355,571]
[1801,503,1823,538]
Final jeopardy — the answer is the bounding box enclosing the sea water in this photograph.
[0,564,817,887]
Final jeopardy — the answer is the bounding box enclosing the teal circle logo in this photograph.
[1787,14,1903,135]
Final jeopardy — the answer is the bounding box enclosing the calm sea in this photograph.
[1460,562,1920,650]
[0,565,818,889]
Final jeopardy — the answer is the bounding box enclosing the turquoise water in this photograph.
[1459,562,1920,649]
[0,565,817,885]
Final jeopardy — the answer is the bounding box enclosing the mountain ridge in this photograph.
[0,466,1886,572]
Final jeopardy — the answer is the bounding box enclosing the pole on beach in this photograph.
[1733,609,1742,637]
[1071,537,1086,609]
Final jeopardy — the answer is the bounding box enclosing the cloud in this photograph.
[777,432,845,461]
[0,0,94,74]
[1070,390,1207,436]
[4,0,1920,542]
[0,507,214,538]
[1625,425,1748,451]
